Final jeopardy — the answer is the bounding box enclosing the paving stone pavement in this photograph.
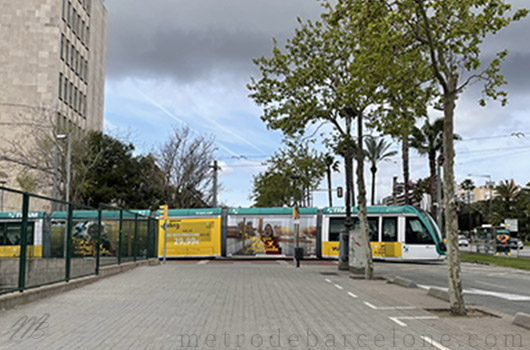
[0,261,528,350]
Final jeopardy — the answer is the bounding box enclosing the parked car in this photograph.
[458,235,469,247]
[507,238,524,250]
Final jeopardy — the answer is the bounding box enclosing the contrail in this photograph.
[137,87,267,156]
[136,89,240,157]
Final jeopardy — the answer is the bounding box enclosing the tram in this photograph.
[321,206,446,260]
[1,205,445,261]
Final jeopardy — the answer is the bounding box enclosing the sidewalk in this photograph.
[0,260,527,349]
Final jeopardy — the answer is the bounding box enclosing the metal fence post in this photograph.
[95,205,102,275]
[118,209,123,265]
[18,193,29,292]
[133,214,138,262]
[65,203,73,282]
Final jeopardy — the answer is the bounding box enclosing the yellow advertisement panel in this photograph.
[0,245,43,258]
[321,241,402,258]
[322,241,339,257]
[371,242,402,258]
[158,217,221,257]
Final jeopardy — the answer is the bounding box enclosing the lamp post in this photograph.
[56,133,72,203]
[56,133,71,258]
[467,173,492,216]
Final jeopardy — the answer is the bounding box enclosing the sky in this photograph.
[103,0,530,208]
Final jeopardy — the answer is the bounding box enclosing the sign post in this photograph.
[293,207,302,268]
[160,205,168,264]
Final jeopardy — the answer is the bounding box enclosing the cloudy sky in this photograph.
[103,0,530,207]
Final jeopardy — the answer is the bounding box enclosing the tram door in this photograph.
[402,216,436,260]
[372,216,401,258]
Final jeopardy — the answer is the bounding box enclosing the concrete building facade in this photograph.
[0,0,106,203]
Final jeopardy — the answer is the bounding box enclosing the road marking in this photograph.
[325,278,332,283]
[421,336,451,350]
[197,260,209,265]
[364,301,416,310]
[334,284,343,290]
[389,316,439,327]
[418,284,530,301]
[365,302,377,309]
[347,292,358,299]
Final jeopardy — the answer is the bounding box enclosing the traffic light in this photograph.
[292,207,300,219]
[159,205,168,221]
[337,186,343,198]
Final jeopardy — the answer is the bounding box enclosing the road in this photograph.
[375,260,530,317]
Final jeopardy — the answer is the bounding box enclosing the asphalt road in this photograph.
[374,260,530,317]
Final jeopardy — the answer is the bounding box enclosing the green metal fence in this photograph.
[0,186,157,295]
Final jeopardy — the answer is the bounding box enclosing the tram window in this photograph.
[329,217,378,242]
[405,217,434,244]
[2,223,34,245]
[0,223,5,245]
[382,217,397,242]
[368,218,379,242]
[329,218,345,241]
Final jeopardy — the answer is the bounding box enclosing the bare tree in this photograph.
[158,126,216,208]
[0,105,67,194]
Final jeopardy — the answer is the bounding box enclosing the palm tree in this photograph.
[495,179,519,217]
[364,137,397,205]
[410,118,460,214]
[323,154,340,207]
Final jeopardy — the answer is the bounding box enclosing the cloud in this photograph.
[106,0,325,83]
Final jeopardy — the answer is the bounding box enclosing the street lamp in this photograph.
[56,133,71,258]
[467,173,492,216]
[55,133,72,203]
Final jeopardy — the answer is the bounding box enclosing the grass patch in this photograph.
[460,253,530,271]
[524,242,530,247]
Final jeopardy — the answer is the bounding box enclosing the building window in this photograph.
[60,35,65,60]
[69,82,73,107]
[70,44,74,67]
[67,2,71,26]
[59,74,63,100]
[72,8,77,33]
[64,78,69,103]
[62,0,66,21]
[74,88,78,112]
[65,40,69,66]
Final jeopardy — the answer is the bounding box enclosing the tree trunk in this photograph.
[327,167,333,207]
[339,114,354,271]
[339,144,354,271]
[429,149,437,215]
[402,130,410,205]
[370,165,376,206]
[443,83,466,315]
[351,162,356,207]
[356,115,373,279]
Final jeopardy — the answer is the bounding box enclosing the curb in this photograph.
[427,287,450,302]
[0,258,159,311]
[392,276,417,288]
[513,312,530,330]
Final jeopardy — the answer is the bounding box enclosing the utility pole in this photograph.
[210,160,220,207]
[66,133,71,203]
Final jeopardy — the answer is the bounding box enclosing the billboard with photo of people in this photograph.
[226,208,318,256]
